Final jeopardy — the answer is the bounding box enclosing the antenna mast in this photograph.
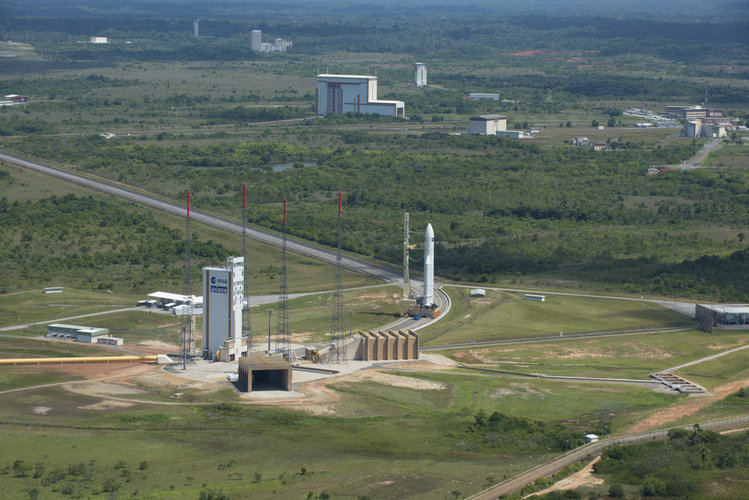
[330,191,345,363]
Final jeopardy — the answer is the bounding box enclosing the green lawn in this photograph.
[420,287,693,346]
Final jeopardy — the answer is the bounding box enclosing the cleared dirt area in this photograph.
[525,456,603,498]
[624,377,749,434]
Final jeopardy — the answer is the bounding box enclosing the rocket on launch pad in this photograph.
[423,223,434,307]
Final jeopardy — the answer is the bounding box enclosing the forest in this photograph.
[0,2,747,301]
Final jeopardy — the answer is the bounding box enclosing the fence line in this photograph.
[467,415,749,500]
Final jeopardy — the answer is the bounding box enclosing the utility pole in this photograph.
[267,309,274,353]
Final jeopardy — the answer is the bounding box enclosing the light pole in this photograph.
[349,310,353,338]
[267,309,274,354]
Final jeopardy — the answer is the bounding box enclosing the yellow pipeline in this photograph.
[0,355,158,366]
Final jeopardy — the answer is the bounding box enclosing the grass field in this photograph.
[253,285,402,343]
[677,348,749,390]
[440,330,749,380]
[0,364,681,500]
[419,287,693,346]
[0,288,141,329]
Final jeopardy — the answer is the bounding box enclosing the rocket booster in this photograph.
[423,223,434,307]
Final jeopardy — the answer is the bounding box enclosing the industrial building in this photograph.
[202,256,247,361]
[47,323,114,343]
[315,74,405,117]
[665,105,726,121]
[89,37,108,44]
[467,115,507,135]
[683,120,728,138]
[696,304,749,332]
[414,63,427,86]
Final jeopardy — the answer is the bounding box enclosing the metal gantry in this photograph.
[276,198,290,356]
[180,192,195,369]
[329,190,345,363]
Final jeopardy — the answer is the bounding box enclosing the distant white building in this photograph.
[274,38,292,52]
[316,74,405,117]
[414,63,427,87]
[571,136,589,146]
[251,30,262,51]
[250,29,292,52]
[468,93,499,101]
[467,115,507,135]
[90,37,108,44]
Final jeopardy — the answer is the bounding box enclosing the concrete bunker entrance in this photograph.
[252,368,290,392]
[238,355,292,393]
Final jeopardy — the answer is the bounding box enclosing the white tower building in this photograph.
[251,30,262,51]
[414,63,427,87]
[202,256,245,361]
[193,19,199,37]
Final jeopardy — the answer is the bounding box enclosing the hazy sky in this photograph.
[2,0,743,19]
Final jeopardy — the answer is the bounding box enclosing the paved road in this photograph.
[0,150,401,283]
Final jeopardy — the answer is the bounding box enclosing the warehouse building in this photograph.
[315,74,405,117]
[467,115,507,135]
[47,324,110,343]
[696,304,749,332]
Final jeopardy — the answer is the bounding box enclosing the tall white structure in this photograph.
[202,256,246,361]
[316,74,405,117]
[251,30,262,51]
[423,224,434,307]
[414,63,427,87]
[193,19,199,37]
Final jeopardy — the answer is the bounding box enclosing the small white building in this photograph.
[414,63,427,87]
[571,136,589,146]
[468,115,507,135]
[96,336,124,346]
[90,37,108,44]
[585,434,599,443]
[470,289,486,297]
[316,74,405,117]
